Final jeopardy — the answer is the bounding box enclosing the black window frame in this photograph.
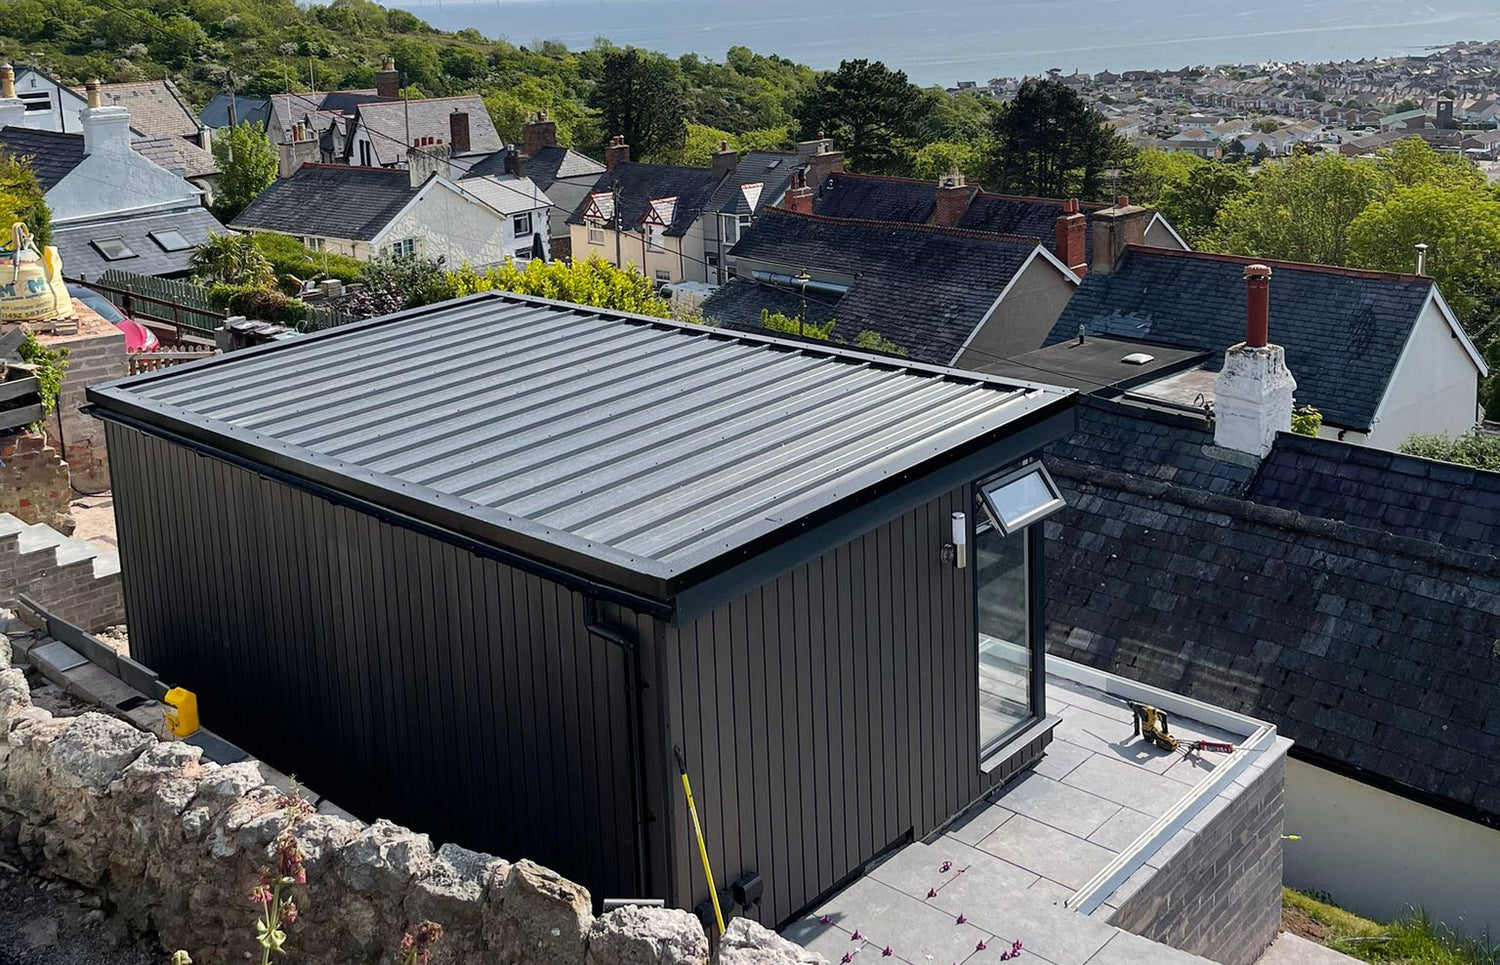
[90,237,138,261]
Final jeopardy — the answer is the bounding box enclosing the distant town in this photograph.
[962,38,1500,166]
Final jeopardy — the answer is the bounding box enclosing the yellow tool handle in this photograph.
[679,767,725,937]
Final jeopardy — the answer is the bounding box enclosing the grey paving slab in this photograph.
[808,876,996,965]
[1048,679,1138,719]
[926,845,1039,913]
[1027,877,1075,905]
[948,801,1018,846]
[1032,739,1094,781]
[973,814,1117,890]
[1256,933,1365,965]
[1161,749,1220,786]
[931,871,1120,965]
[1062,755,1193,815]
[1086,807,1157,852]
[991,771,1123,838]
[1051,705,1184,776]
[782,917,876,963]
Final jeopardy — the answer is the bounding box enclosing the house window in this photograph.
[647,227,664,251]
[358,141,372,167]
[513,213,533,237]
[654,269,670,282]
[719,213,740,245]
[588,225,605,246]
[301,236,325,252]
[148,229,192,252]
[387,238,416,258]
[90,237,137,261]
[973,462,1066,754]
[514,247,533,262]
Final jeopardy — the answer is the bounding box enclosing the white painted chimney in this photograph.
[0,64,25,129]
[1213,264,1297,457]
[80,79,132,157]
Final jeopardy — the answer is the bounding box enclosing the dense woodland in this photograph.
[5,0,1500,417]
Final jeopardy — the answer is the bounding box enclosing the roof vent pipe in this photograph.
[1415,242,1428,276]
[1245,263,1271,348]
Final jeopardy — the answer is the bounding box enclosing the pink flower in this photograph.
[250,885,273,906]
[280,899,298,924]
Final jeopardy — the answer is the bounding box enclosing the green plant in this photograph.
[1291,404,1323,436]
[210,122,278,222]
[191,232,274,288]
[854,330,907,356]
[1399,430,1500,471]
[448,255,671,318]
[251,794,314,965]
[17,331,68,421]
[760,309,837,341]
[1283,889,1499,965]
[252,234,366,285]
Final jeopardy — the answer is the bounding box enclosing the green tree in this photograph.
[794,59,921,174]
[1348,181,1500,328]
[0,155,52,247]
[1211,153,1384,265]
[389,37,443,93]
[910,141,983,181]
[986,78,1132,199]
[1157,162,1251,247]
[592,48,686,162]
[210,122,277,221]
[439,45,487,83]
[190,231,274,287]
[1123,148,1204,206]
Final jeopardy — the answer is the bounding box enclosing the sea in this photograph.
[390,0,1500,88]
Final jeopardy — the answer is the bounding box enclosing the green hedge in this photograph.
[251,233,366,285]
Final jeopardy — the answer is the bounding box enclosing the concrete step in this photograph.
[92,551,120,580]
[0,513,27,540]
[16,521,100,569]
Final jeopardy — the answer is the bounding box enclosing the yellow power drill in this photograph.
[1127,700,1179,752]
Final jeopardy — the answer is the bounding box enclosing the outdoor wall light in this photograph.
[942,511,968,568]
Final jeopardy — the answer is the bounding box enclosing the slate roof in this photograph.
[464,145,605,190]
[702,208,1042,365]
[1044,396,1500,824]
[269,90,383,132]
[199,93,271,130]
[133,136,219,179]
[454,175,551,216]
[230,164,415,241]
[54,204,226,279]
[810,172,1115,259]
[567,161,726,236]
[707,151,801,215]
[348,96,501,164]
[1246,432,1500,556]
[0,126,86,191]
[1049,246,1441,432]
[94,81,200,140]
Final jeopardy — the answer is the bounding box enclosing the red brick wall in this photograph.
[0,430,73,534]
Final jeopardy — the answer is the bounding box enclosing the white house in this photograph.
[0,75,227,279]
[232,144,552,268]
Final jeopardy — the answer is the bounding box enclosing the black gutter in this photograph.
[88,405,675,620]
[583,598,655,900]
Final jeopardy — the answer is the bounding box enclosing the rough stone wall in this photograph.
[0,665,822,965]
[0,431,74,534]
[38,328,125,492]
[1103,738,1289,965]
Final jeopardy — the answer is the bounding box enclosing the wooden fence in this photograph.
[76,269,358,339]
[126,347,220,376]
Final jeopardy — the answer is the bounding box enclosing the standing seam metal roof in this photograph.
[90,292,1071,597]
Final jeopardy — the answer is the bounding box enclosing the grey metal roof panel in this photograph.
[89,292,1074,602]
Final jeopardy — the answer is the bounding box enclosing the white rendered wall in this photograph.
[1368,300,1481,449]
[1284,758,1500,937]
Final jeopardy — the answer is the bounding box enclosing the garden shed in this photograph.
[87,292,1076,927]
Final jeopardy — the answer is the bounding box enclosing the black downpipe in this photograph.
[584,598,654,899]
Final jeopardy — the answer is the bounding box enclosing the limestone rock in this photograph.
[715,919,827,965]
[485,859,594,965]
[335,819,433,894]
[405,841,507,931]
[586,906,709,965]
[0,668,31,722]
[49,713,152,789]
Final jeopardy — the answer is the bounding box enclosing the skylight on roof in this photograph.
[149,229,191,252]
[979,463,1066,536]
[764,158,782,170]
[91,238,137,261]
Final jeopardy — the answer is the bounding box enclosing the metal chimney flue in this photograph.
[1415,242,1429,276]
[1244,263,1271,348]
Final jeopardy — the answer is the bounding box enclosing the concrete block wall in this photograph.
[0,515,122,631]
[1103,738,1290,965]
[38,328,126,491]
[0,431,74,534]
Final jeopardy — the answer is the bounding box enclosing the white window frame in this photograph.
[386,238,416,259]
[588,224,605,246]
[654,269,671,282]
[513,212,533,237]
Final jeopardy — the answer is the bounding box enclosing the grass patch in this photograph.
[1283,889,1498,965]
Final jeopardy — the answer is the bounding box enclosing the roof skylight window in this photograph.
[91,238,137,261]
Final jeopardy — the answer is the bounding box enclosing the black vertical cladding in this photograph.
[659,482,1043,929]
[105,424,643,900]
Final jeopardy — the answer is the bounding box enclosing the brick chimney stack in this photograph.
[278,120,319,178]
[449,110,471,154]
[1089,195,1152,275]
[712,140,739,180]
[1054,199,1088,275]
[783,170,813,214]
[932,170,973,227]
[408,138,451,188]
[375,56,400,100]
[522,111,557,156]
[0,64,24,129]
[503,148,526,179]
[605,135,631,171]
[1213,264,1297,456]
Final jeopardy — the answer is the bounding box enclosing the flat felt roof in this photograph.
[975,336,1208,394]
[89,292,1074,605]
